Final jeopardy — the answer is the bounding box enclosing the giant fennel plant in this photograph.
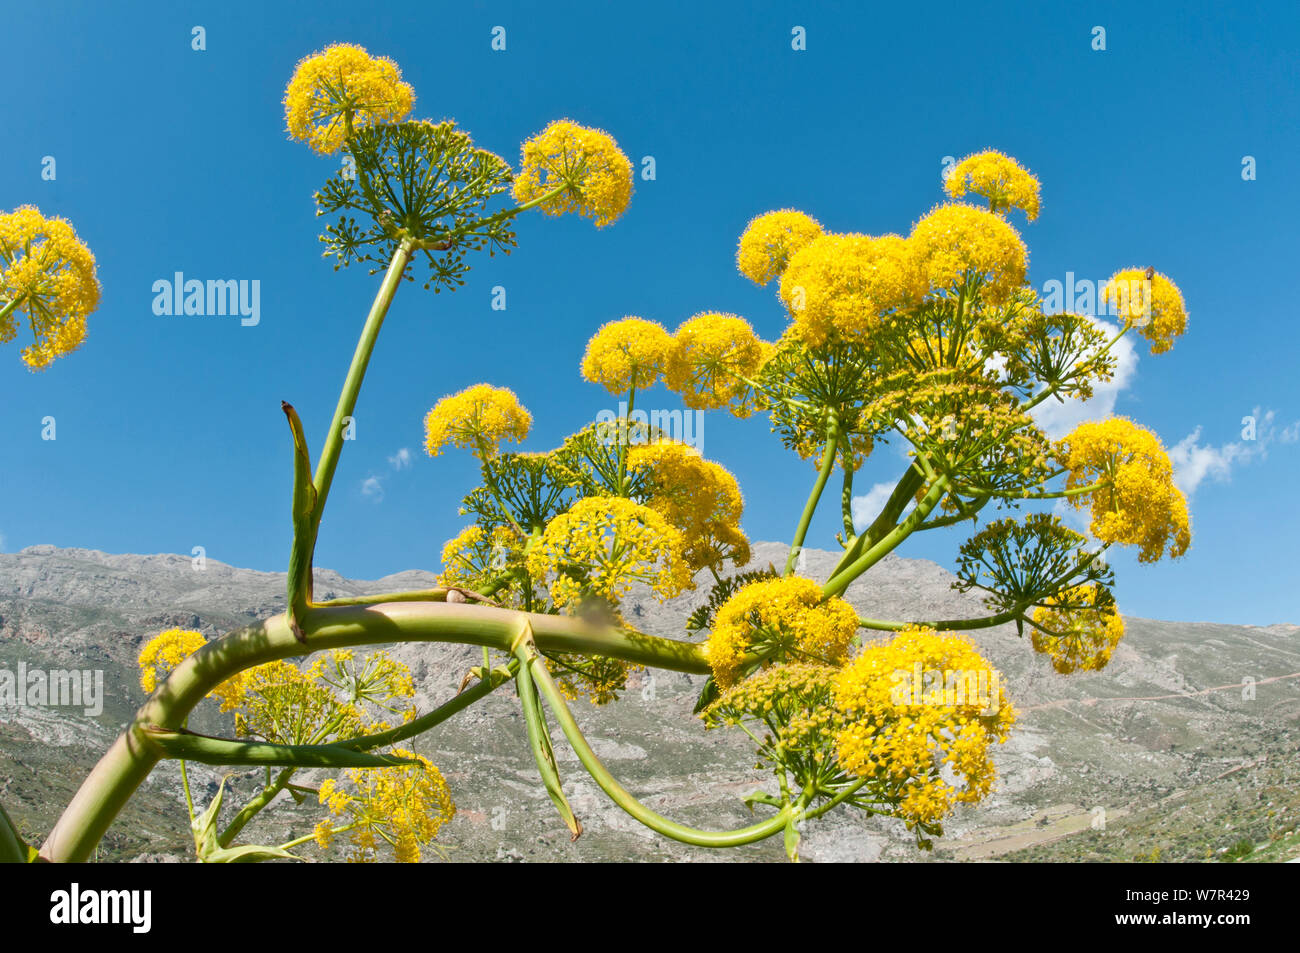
[0,43,1191,863]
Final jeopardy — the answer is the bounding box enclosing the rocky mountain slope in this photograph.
[1,543,1297,862]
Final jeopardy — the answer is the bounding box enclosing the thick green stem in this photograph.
[331,659,516,753]
[220,768,294,848]
[823,476,950,598]
[857,605,1025,632]
[309,238,413,539]
[830,462,925,581]
[616,384,636,493]
[514,628,581,837]
[0,294,25,326]
[39,602,709,862]
[522,645,792,848]
[0,801,32,863]
[147,728,417,768]
[785,417,839,576]
[840,452,856,540]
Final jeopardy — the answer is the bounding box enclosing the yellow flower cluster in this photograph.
[1102,267,1188,354]
[736,209,825,286]
[424,383,532,457]
[229,660,367,743]
[1060,417,1191,562]
[664,311,768,415]
[306,648,416,714]
[705,576,859,688]
[703,662,841,765]
[1030,584,1126,674]
[580,316,676,394]
[779,233,922,346]
[832,626,1015,826]
[627,442,750,572]
[0,206,101,370]
[909,202,1027,306]
[138,631,416,746]
[137,628,208,695]
[513,119,633,227]
[318,750,455,863]
[944,150,1042,221]
[438,524,525,595]
[546,654,642,707]
[526,496,693,611]
[283,43,415,155]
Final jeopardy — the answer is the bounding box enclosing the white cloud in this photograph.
[1051,497,1092,536]
[1029,316,1139,439]
[851,481,915,533]
[361,476,384,501]
[1168,408,1299,497]
[1168,428,1251,496]
[362,447,416,501]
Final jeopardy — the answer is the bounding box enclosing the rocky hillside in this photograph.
[1,543,1297,862]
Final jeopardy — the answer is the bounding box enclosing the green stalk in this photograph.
[785,417,839,576]
[146,728,416,768]
[411,182,574,251]
[1020,325,1132,414]
[857,604,1026,632]
[522,645,792,848]
[0,294,25,325]
[840,450,856,540]
[822,476,950,598]
[315,588,451,607]
[616,384,636,493]
[330,659,516,753]
[309,237,414,534]
[514,634,582,837]
[220,768,294,848]
[0,801,33,863]
[829,461,925,581]
[39,601,711,862]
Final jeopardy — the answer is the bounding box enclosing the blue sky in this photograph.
[2,0,1297,625]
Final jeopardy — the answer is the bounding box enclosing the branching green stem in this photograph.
[785,416,839,575]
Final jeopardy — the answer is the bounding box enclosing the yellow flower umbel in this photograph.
[230,660,368,743]
[705,576,859,688]
[628,442,750,573]
[136,628,249,712]
[513,119,633,227]
[317,751,455,863]
[944,150,1042,221]
[438,524,525,593]
[1059,417,1191,562]
[1030,584,1126,674]
[909,203,1027,305]
[283,43,415,155]
[137,628,208,695]
[0,206,101,370]
[664,312,767,416]
[580,316,678,394]
[779,233,922,346]
[1102,267,1188,354]
[736,209,824,286]
[832,626,1015,831]
[702,662,842,772]
[424,383,532,457]
[526,496,692,613]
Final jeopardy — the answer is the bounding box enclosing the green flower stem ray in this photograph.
[520,640,793,848]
